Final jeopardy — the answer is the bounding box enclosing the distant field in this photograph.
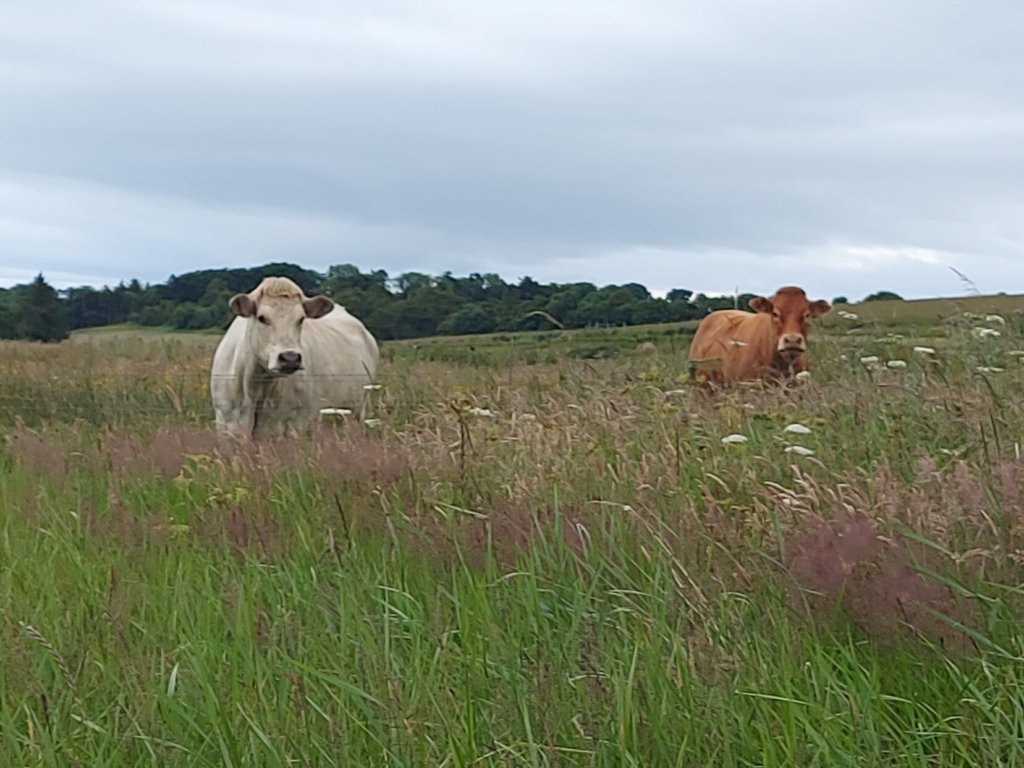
[3,298,1024,765]
[830,292,1024,325]
[69,323,221,344]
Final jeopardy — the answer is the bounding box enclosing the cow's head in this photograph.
[229,277,334,375]
[749,286,831,357]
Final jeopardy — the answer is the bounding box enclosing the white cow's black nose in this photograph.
[278,351,302,371]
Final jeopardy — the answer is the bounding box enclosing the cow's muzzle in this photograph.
[276,350,303,374]
[778,334,806,355]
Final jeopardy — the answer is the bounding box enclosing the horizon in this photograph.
[0,262,995,305]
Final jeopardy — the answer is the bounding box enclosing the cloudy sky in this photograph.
[2,0,1022,300]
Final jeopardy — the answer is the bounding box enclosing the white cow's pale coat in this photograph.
[210,277,379,439]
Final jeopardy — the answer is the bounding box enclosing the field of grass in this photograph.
[3,305,1024,766]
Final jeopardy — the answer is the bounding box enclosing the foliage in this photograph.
[864,290,904,302]
[13,274,69,342]
[0,263,780,342]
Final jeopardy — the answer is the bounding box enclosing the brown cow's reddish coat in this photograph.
[688,286,831,385]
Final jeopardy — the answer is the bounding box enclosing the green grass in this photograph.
[2,307,1024,765]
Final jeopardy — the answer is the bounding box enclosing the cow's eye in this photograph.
[298,316,304,325]
[257,314,269,325]
[772,311,781,321]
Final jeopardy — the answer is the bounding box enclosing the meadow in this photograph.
[2,298,1024,766]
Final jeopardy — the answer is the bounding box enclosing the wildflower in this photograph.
[975,366,1005,373]
[783,423,812,434]
[985,314,1007,325]
[784,445,815,456]
[886,360,907,369]
[974,327,1001,339]
[838,310,859,320]
[860,356,879,365]
[794,371,812,381]
[721,434,749,444]
[363,384,383,391]
[469,407,494,418]
[913,346,936,355]
[363,418,382,428]
[319,407,352,417]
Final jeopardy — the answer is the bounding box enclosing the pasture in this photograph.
[2,305,1024,766]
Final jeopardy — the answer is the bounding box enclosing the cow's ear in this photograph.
[808,299,832,318]
[230,294,256,317]
[303,295,334,319]
[749,296,773,313]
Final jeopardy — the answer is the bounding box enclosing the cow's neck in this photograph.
[772,351,802,376]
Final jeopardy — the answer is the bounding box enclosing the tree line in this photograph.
[0,263,901,343]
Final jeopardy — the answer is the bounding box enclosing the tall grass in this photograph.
[2,317,1024,765]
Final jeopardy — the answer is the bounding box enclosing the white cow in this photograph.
[210,276,380,439]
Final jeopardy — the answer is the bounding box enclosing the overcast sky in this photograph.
[2,0,1022,300]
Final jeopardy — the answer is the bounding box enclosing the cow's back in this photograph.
[301,306,380,414]
[689,310,775,383]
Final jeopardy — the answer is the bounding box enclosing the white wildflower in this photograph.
[913,346,936,355]
[362,383,383,391]
[794,371,812,381]
[974,327,1001,339]
[838,310,859,320]
[363,418,382,428]
[976,366,1005,373]
[886,360,908,369]
[784,445,815,456]
[783,423,812,434]
[319,407,352,417]
[469,407,494,418]
[985,314,1006,325]
[859,356,879,365]
[721,434,749,444]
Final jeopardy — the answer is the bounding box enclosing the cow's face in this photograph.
[749,287,830,357]
[229,292,334,375]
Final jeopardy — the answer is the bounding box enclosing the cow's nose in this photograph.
[278,350,302,370]
[781,334,805,349]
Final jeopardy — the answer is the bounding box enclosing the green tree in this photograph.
[438,304,496,335]
[863,291,903,302]
[17,274,69,342]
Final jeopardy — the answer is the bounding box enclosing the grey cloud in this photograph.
[1,0,1023,299]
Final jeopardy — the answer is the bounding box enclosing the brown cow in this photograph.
[688,286,831,385]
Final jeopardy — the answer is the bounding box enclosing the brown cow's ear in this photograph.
[230,294,256,317]
[749,296,773,313]
[303,295,334,319]
[808,300,832,318]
